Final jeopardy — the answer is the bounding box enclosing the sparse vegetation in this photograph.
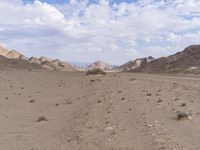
[90,79,95,82]
[29,99,35,103]
[157,99,162,103]
[146,93,152,96]
[121,97,125,101]
[181,103,186,107]
[177,112,190,120]
[85,68,106,76]
[37,116,48,122]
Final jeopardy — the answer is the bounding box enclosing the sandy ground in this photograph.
[0,70,200,150]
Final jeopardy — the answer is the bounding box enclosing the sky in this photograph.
[0,0,200,65]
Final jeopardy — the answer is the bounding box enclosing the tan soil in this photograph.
[0,70,200,150]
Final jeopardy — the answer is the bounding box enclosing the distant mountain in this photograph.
[0,46,42,70]
[135,45,200,73]
[0,46,28,60]
[87,60,113,71]
[119,56,154,71]
[6,50,29,60]
[0,45,76,71]
[41,59,76,71]
[69,61,90,68]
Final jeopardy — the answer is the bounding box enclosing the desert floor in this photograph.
[0,70,200,150]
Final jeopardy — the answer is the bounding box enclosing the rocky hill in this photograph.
[0,45,76,71]
[136,45,200,73]
[87,61,113,71]
[119,56,154,71]
[0,46,28,60]
[0,55,44,70]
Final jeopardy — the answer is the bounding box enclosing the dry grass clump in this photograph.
[37,116,48,122]
[177,112,191,120]
[29,99,35,103]
[146,93,152,96]
[86,68,106,76]
[181,103,186,107]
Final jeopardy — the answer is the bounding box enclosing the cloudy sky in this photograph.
[0,0,200,65]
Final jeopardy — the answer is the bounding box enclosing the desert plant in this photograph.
[29,99,35,103]
[177,112,190,120]
[181,103,186,107]
[37,116,48,122]
[86,68,106,76]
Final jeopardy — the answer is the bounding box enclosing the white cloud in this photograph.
[0,0,200,64]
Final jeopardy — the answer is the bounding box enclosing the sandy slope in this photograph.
[0,70,200,150]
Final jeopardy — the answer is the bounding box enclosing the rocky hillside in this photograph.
[136,45,200,73]
[0,55,43,70]
[0,46,28,60]
[0,45,76,71]
[87,61,113,71]
[119,56,154,71]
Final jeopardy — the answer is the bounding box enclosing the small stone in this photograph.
[121,97,125,101]
[105,126,115,131]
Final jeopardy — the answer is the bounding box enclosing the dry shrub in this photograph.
[86,68,106,76]
[37,116,48,122]
[177,112,190,120]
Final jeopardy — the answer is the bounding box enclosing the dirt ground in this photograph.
[0,70,200,150]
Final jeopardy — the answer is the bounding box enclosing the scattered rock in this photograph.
[174,97,180,101]
[146,93,152,96]
[121,97,125,101]
[65,100,73,105]
[157,99,162,103]
[181,103,186,107]
[29,99,35,103]
[105,126,115,131]
[129,78,136,81]
[96,79,101,82]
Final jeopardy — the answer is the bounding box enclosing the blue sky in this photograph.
[24,0,68,4]
[0,0,200,65]
[23,0,136,4]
